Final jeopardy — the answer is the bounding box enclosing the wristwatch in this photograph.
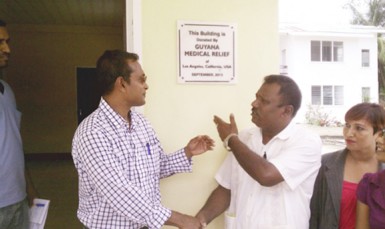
[223,133,238,151]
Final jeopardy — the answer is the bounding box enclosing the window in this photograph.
[322,41,332,62]
[333,42,343,62]
[362,87,370,102]
[311,40,343,62]
[362,49,370,67]
[323,85,333,105]
[334,86,344,105]
[311,86,321,105]
[311,41,321,61]
[311,85,344,105]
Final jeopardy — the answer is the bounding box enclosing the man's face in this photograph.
[0,26,10,69]
[122,60,148,107]
[250,83,286,129]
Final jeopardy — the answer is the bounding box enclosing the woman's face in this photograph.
[343,119,377,153]
[375,129,385,163]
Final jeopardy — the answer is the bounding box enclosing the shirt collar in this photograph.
[271,121,296,141]
[368,169,385,187]
[99,98,130,130]
[99,97,143,133]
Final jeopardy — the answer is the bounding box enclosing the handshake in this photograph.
[167,211,207,229]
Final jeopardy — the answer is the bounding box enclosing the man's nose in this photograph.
[251,99,259,107]
[0,42,10,53]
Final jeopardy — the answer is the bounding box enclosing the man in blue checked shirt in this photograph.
[72,50,214,229]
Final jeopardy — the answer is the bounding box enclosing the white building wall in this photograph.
[280,33,379,124]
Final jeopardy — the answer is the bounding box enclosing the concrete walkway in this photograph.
[302,124,345,154]
[303,124,343,137]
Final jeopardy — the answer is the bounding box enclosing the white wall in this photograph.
[139,0,279,228]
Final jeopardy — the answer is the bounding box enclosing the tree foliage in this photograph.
[347,0,385,100]
[347,0,385,26]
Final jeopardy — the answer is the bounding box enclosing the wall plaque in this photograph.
[177,21,237,83]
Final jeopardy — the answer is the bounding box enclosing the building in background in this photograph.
[280,23,385,125]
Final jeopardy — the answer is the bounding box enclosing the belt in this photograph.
[84,225,148,228]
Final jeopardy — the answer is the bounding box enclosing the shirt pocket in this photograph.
[140,141,161,177]
[259,187,288,227]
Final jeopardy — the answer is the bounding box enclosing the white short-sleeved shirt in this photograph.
[216,122,322,229]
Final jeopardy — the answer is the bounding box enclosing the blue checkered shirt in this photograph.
[72,98,192,229]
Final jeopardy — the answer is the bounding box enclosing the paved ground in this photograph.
[304,124,343,136]
[302,124,345,154]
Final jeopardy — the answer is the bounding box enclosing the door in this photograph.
[76,67,100,125]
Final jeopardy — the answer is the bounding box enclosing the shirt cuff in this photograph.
[173,148,193,173]
[148,206,172,229]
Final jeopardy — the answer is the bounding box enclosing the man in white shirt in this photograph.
[196,75,322,229]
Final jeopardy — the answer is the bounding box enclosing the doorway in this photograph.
[76,67,100,125]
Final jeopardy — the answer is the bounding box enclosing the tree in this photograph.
[347,0,385,103]
[348,0,385,26]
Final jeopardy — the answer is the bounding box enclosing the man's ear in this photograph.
[114,76,126,91]
[283,105,294,117]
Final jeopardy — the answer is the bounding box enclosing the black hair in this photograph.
[263,74,302,117]
[96,50,139,96]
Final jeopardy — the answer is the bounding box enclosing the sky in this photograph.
[279,0,366,25]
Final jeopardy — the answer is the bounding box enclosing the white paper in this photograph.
[29,198,50,229]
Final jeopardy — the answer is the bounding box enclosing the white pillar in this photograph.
[125,0,144,112]
[125,0,142,57]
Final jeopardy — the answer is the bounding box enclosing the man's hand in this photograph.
[213,114,238,141]
[179,215,205,229]
[185,135,215,159]
[166,211,207,229]
[25,169,38,207]
[195,214,207,228]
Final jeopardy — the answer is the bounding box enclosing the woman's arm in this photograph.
[356,200,370,229]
